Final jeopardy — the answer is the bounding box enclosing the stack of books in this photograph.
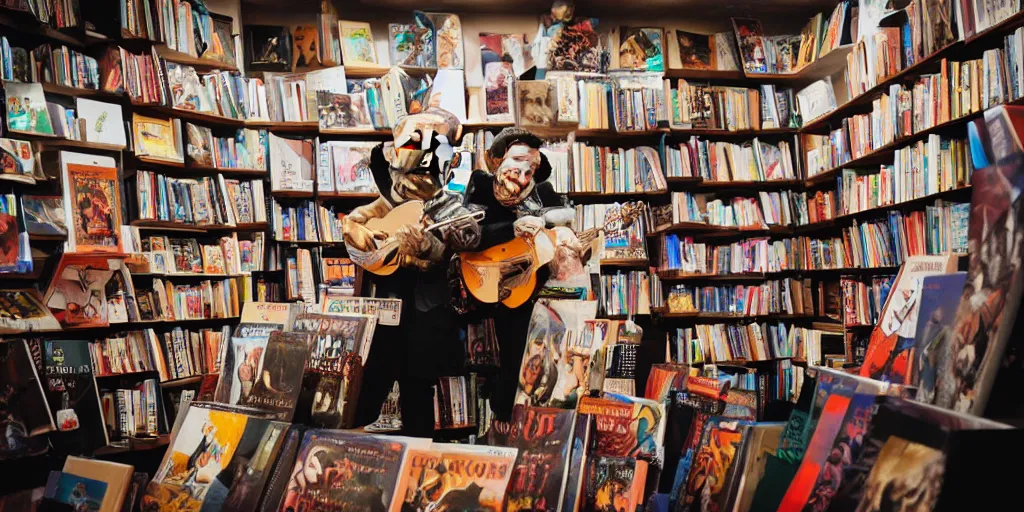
[665,137,798,182]
[185,125,268,171]
[599,270,653,316]
[841,275,896,327]
[134,171,266,227]
[32,45,100,90]
[433,374,480,430]
[152,326,229,381]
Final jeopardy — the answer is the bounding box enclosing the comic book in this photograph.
[240,331,310,421]
[679,418,753,512]
[141,404,289,511]
[909,272,967,405]
[582,456,647,512]
[503,405,577,512]
[392,444,518,512]
[279,430,408,511]
[858,254,957,384]
[514,300,599,409]
[577,395,665,461]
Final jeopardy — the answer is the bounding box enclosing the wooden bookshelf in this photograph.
[663,68,747,81]
[271,189,316,198]
[462,120,515,130]
[130,220,207,233]
[0,9,84,47]
[94,434,171,456]
[318,192,380,199]
[744,43,854,84]
[5,129,61,140]
[669,127,799,137]
[143,105,246,127]
[600,258,650,267]
[40,82,124,99]
[28,233,67,241]
[344,64,437,78]
[159,375,204,388]
[274,239,322,245]
[657,270,769,281]
[156,46,237,72]
[697,179,803,190]
[245,120,319,132]
[319,127,393,136]
[565,190,665,201]
[184,163,268,175]
[35,138,127,152]
[133,155,188,168]
[796,185,974,233]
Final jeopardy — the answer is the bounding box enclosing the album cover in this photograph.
[503,406,577,512]
[245,25,292,72]
[142,404,289,511]
[427,13,464,70]
[515,80,557,127]
[98,46,124,94]
[74,98,126,147]
[338,20,377,66]
[619,27,664,71]
[241,331,310,421]
[676,30,715,70]
[280,430,407,511]
[584,456,647,512]
[4,81,53,135]
[731,17,768,73]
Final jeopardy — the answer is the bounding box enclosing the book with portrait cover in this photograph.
[141,404,289,512]
[59,151,121,253]
[240,331,310,421]
[280,430,408,511]
[214,336,271,406]
[391,444,518,512]
[514,300,599,409]
[502,405,577,512]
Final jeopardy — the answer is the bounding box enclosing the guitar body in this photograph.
[460,231,554,308]
[344,201,424,276]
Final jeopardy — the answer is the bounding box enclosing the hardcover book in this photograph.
[142,404,289,511]
[338,21,377,66]
[60,457,135,512]
[240,331,310,421]
[318,92,373,130]
[547,18,601,73]
[579,394,666,461]
[4,81,54,135]
[279,430,408,511]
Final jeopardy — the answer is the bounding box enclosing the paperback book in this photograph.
[4,81,54,135]
[60,151,121,253]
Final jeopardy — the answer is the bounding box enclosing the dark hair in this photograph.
[488,127,551,182]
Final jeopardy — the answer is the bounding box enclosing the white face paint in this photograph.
[494,143,540,206]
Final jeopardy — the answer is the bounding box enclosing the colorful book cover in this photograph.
[0,138,35,183]
[132,114,181,162]
[4,81,54,135]
[339,21,377,66]
[801,393,877,511]
[44,471,107,510]
[515,80,557,127]
[0,338,54,459]
[213,336,271,406]
[21,195,67,236]
[514,300,599,409]
[679,418,751,512]
[142,404,289,511]
[619,27,664,71]
[280,430,407,511]
[392,445,518,512]
[389,14,435,68]
[676,30,715,70]
[269,133,314,192]
[547,18,601,73]
[504,406,576,512]
[324,142,374,194]
[578,396,664,461]
[241,331,310,421]
[858,254,957,384]
[582,456,646,512]
[428,13,464,70]
[61,156,121,253]
[731,18,767,73]
[910,272,967,405]
[44,254,118,328]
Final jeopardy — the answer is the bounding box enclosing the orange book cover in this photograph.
[64,162,122,253]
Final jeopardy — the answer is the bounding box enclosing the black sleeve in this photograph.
[466,171,516,250]
[535,181,569,208]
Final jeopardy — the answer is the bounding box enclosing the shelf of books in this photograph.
[4,0,1024,510]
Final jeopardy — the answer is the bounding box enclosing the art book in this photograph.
[214,336,271,406]
[503,405,577,512]
[44,254,118,328]
[731,18,768,73]
[514,299,599,409]
[583,456,648,512]
[676,30,715,70]
[547,18,602,73]
[910,272,967,405]
[389,12,435,68]
[0,338,54,459]
[325,141,377,194]
[391,444,518,512]
[142,404,289,511]
[59,152,121,253]
[21,195,66,236]
[515,80,557,127]
[427,13,464,70]
[858,254,957,384]
[240,331,310,421]
[37,339,109,453]
[4,81,54,135]
[132,113,182,162]
[279,430,408,511]
[618,27,665,72]
[318,92,374,130]
[75,98,126,147]
[0,137,36,183]
[338,20,377,66]
[269,133,314,192]
[44,471,108,511]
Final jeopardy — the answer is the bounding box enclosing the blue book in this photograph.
[44,471,107,509]
[911,272,967,403]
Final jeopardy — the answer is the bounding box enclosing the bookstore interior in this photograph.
[1,0,1024,510]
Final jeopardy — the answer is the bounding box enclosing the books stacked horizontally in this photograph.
[665,137,798,182]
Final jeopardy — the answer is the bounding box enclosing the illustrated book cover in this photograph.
[514,299,599,409]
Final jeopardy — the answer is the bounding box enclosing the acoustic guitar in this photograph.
[344,200,484,275]
[460,202,643,308]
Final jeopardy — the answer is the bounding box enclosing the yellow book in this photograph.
[132,113,181,162]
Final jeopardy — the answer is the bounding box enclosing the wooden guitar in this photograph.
[344,200,484,276]
[460,202,643,308]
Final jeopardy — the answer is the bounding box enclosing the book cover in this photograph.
[327,142,377,193]
[214,336,271,406]
[801,392,878,512]
[142,404,289,511]
[61,152,121,253]
[75,98,126,147]
[392,444,518,512]
[61,456,135,512]
[428,13,464,70]
[713,32,740,71]
[514,300,599,409]
[578,396,664,461]
[269,133,314,192]
[245,25,292,72]
[22,195,67,236]
[4,81,54,135]
[678,418,751,512]
[38,339,109,453]
[479,33,530,79]
[132,114,182,162]
[293,24,320,68]
[676,30,714,70]
[547,18,601,73]
[318,92,373,130]
[185,123,214,167]
[583,456,646,512]
[241,331,310,421]
[0,137,36,183]
[338,21,377,66]
[280,430,407,511]
[858,254,957,383]
[910,272,967,405]
[619,27,664,72]
[44,471,107,510]
[731,18,767,73]
[0,338,55,459]
[504,406,577,512]
[44,254,118,328]
[515,80,557,127]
